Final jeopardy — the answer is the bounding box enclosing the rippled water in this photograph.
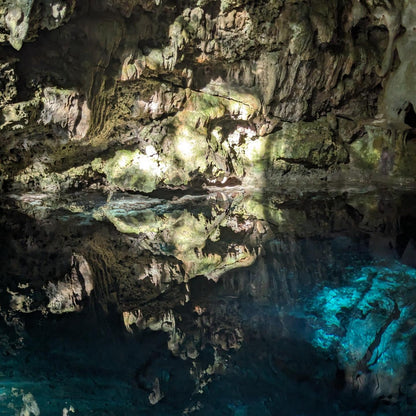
[1,187,416,415]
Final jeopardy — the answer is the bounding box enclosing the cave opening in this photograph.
[405,103,416,128]
[404,103,416,142]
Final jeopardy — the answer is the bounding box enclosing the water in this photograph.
[1,187,416,415]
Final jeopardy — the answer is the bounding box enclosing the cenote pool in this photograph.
[1,187,416,415]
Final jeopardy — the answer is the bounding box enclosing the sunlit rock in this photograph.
[4,1,33,50]
[0,0,74,50]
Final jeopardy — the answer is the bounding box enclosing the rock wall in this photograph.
[1,0,416,194]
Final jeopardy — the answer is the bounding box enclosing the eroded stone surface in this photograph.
[1,0,416,195]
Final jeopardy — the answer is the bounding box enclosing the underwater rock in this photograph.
[20,392,40,416]
[305,262,416,403]
[148,377,164,405]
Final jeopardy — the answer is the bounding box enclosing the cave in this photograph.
[1,1,416,415]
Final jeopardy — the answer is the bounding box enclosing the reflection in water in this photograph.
[0,188,416,415]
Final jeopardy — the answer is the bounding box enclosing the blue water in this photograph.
[1,191,416,415]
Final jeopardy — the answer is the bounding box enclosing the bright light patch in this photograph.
[230,102,251,120]
[145,145,158,157]
[176,136,194,159]
[117,155,130,168]
[132,152,159,173]
[211,127,222,142]
[149,99,160,114]
[241,126,256,139]
[227,130,240,146]
[245,138,266,161]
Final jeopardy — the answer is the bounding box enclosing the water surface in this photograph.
[1,187,416,415]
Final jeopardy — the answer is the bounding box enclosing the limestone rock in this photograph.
[0,0,75,49]
[45,254,93,314]
[1,0,415,194]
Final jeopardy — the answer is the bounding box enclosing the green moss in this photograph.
[102,208,163,235]
[235,196,286,226]
[349,126,384,171]
[102,149,164,193]
[14,161,94,192]
[146,49,164,71]
[0,96,41,130]
[271,119,345,166]
[102,207,214,252]
[174,92,224,136]
[395,141,416,176]
[239,118,347,176]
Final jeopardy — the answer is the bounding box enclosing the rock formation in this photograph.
[1,0,416,195]
[2,0,416,414]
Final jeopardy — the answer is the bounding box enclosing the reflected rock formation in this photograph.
[0,189,416,414]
